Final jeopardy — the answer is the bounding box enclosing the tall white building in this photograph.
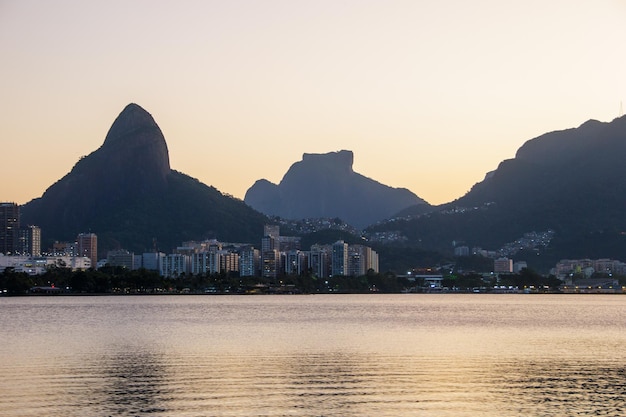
[285,250,308,275]
[76,233,97,268]
[161,254,190,278]
[239,246,260,277]
[219,250,239,274]
[191,252,211,275]
[262,226,280,279]
[347,244,379,276]
[18,225,41,256]
[332,240,348,276]
[0,202,20,255]
[142,252,165,271]
[309,245,331,278]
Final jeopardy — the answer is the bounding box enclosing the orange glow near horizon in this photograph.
[1,1,625,206]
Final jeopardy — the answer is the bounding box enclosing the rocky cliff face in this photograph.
[22,104,170,235]
[457,115,626,207]
[244,150,428,228]
[98,103,171,191]
[21,104,267,253]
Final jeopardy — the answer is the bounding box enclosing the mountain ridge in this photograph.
[21,104,267,256]
[244,150,428,228]
[373,115,626,271]
[17,104,626,272]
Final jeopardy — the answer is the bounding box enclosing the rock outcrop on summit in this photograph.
[21,104,267,255]
[244,150,428,228]
[99,103,171,191]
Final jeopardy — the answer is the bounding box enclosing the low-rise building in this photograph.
[107,249,138,270]
[494,257,513,274]
[0,254,91,274]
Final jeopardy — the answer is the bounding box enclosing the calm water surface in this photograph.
[1,294,625,416]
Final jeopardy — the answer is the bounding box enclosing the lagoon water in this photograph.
[1,294,626,416]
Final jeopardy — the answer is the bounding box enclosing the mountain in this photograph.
[368,115,626,270]
[244,150,429,228]
[21,103,267,256]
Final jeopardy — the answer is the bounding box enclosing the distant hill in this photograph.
[244,150,429,228]
[21,104,267,256]
[368,115,626,270]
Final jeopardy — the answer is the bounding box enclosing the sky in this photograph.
[1,0,625,206]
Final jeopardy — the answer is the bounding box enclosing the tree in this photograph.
[0,268,35,294]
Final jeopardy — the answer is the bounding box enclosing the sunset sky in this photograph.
[1,0,625,206]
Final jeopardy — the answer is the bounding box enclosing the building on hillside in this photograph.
[52,241,75,256]
[332,240,348,276]
[279,236,301,251]
[174,245,198,256]
[76,233,98,268]
[554,259,593,280]
[553,258,626,281]
[180,239,215,253]
[592,258,626,275]
[264,225,280,240]
[472,247,497,258]
[454,245,470,257]
[493,257,513,274]
[0,202,20,255]
[513,261,528,273]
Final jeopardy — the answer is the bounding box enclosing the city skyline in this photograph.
[1,0,625,206]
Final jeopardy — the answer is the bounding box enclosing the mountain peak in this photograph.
[98,103,171,179]
[36,103,172,204]
[245,150,427,228]
[103,103,164,148]
[21,104,267,254]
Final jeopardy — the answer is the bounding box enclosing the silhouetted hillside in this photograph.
[368,115,626,270]
[245,150,429,228]
[21,104,267,256]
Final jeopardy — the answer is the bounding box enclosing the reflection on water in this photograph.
[495,361,626,416]
[1,294,626,416]
[97,350,171,416]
